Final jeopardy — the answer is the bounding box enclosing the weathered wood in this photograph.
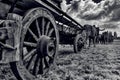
[0,0,86,80]
[0,28,8,40]
[0,2,24,18]
[0,13,22,63]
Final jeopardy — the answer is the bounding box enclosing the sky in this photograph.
[61,0,120,36]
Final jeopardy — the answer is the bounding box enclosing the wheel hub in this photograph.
[36,36,55,58]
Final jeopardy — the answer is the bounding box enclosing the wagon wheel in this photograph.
[10,8,59,80]
[74,30,87,53]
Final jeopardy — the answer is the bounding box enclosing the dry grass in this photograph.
[41,40,120,80]
[1,41,120,80]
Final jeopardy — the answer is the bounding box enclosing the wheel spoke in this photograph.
[44,57,49,68]
[24,41,37,47]
[32,55,39,75]
[36,19,41,37]
[45,21,50,35]
[28,28,38,41]
[47,55,54,64]
[23,47,28,56]
[26,53,36,70]
[48,55,53,59]
[42,17,45,35]
[38,58,43,74]
[48,28,54,37]
[24,49,36,60]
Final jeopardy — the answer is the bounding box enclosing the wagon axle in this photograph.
[36,35,55,59]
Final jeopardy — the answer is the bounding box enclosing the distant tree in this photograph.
[114,32,117,39]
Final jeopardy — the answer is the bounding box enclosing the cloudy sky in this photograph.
[61,0,120,36]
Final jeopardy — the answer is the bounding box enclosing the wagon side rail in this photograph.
[1,0,83,30]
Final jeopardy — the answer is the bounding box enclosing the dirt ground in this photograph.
[1,40,120,80]
[41,40,120,80]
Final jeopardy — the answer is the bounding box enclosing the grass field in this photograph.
[1,40,120,80]
[41,40,120,80]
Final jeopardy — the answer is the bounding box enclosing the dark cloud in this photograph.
[66,0,80,13]
[108,8,120,21]
[77,9,105,20]
[62,0,120,22]
[100,23,119,29]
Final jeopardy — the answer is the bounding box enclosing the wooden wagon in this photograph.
[0,0,86,79]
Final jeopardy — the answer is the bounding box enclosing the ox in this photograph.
[101,31,109,44]
[99,31,114,44]
[84,25,104,47]
[108,32,114,43]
